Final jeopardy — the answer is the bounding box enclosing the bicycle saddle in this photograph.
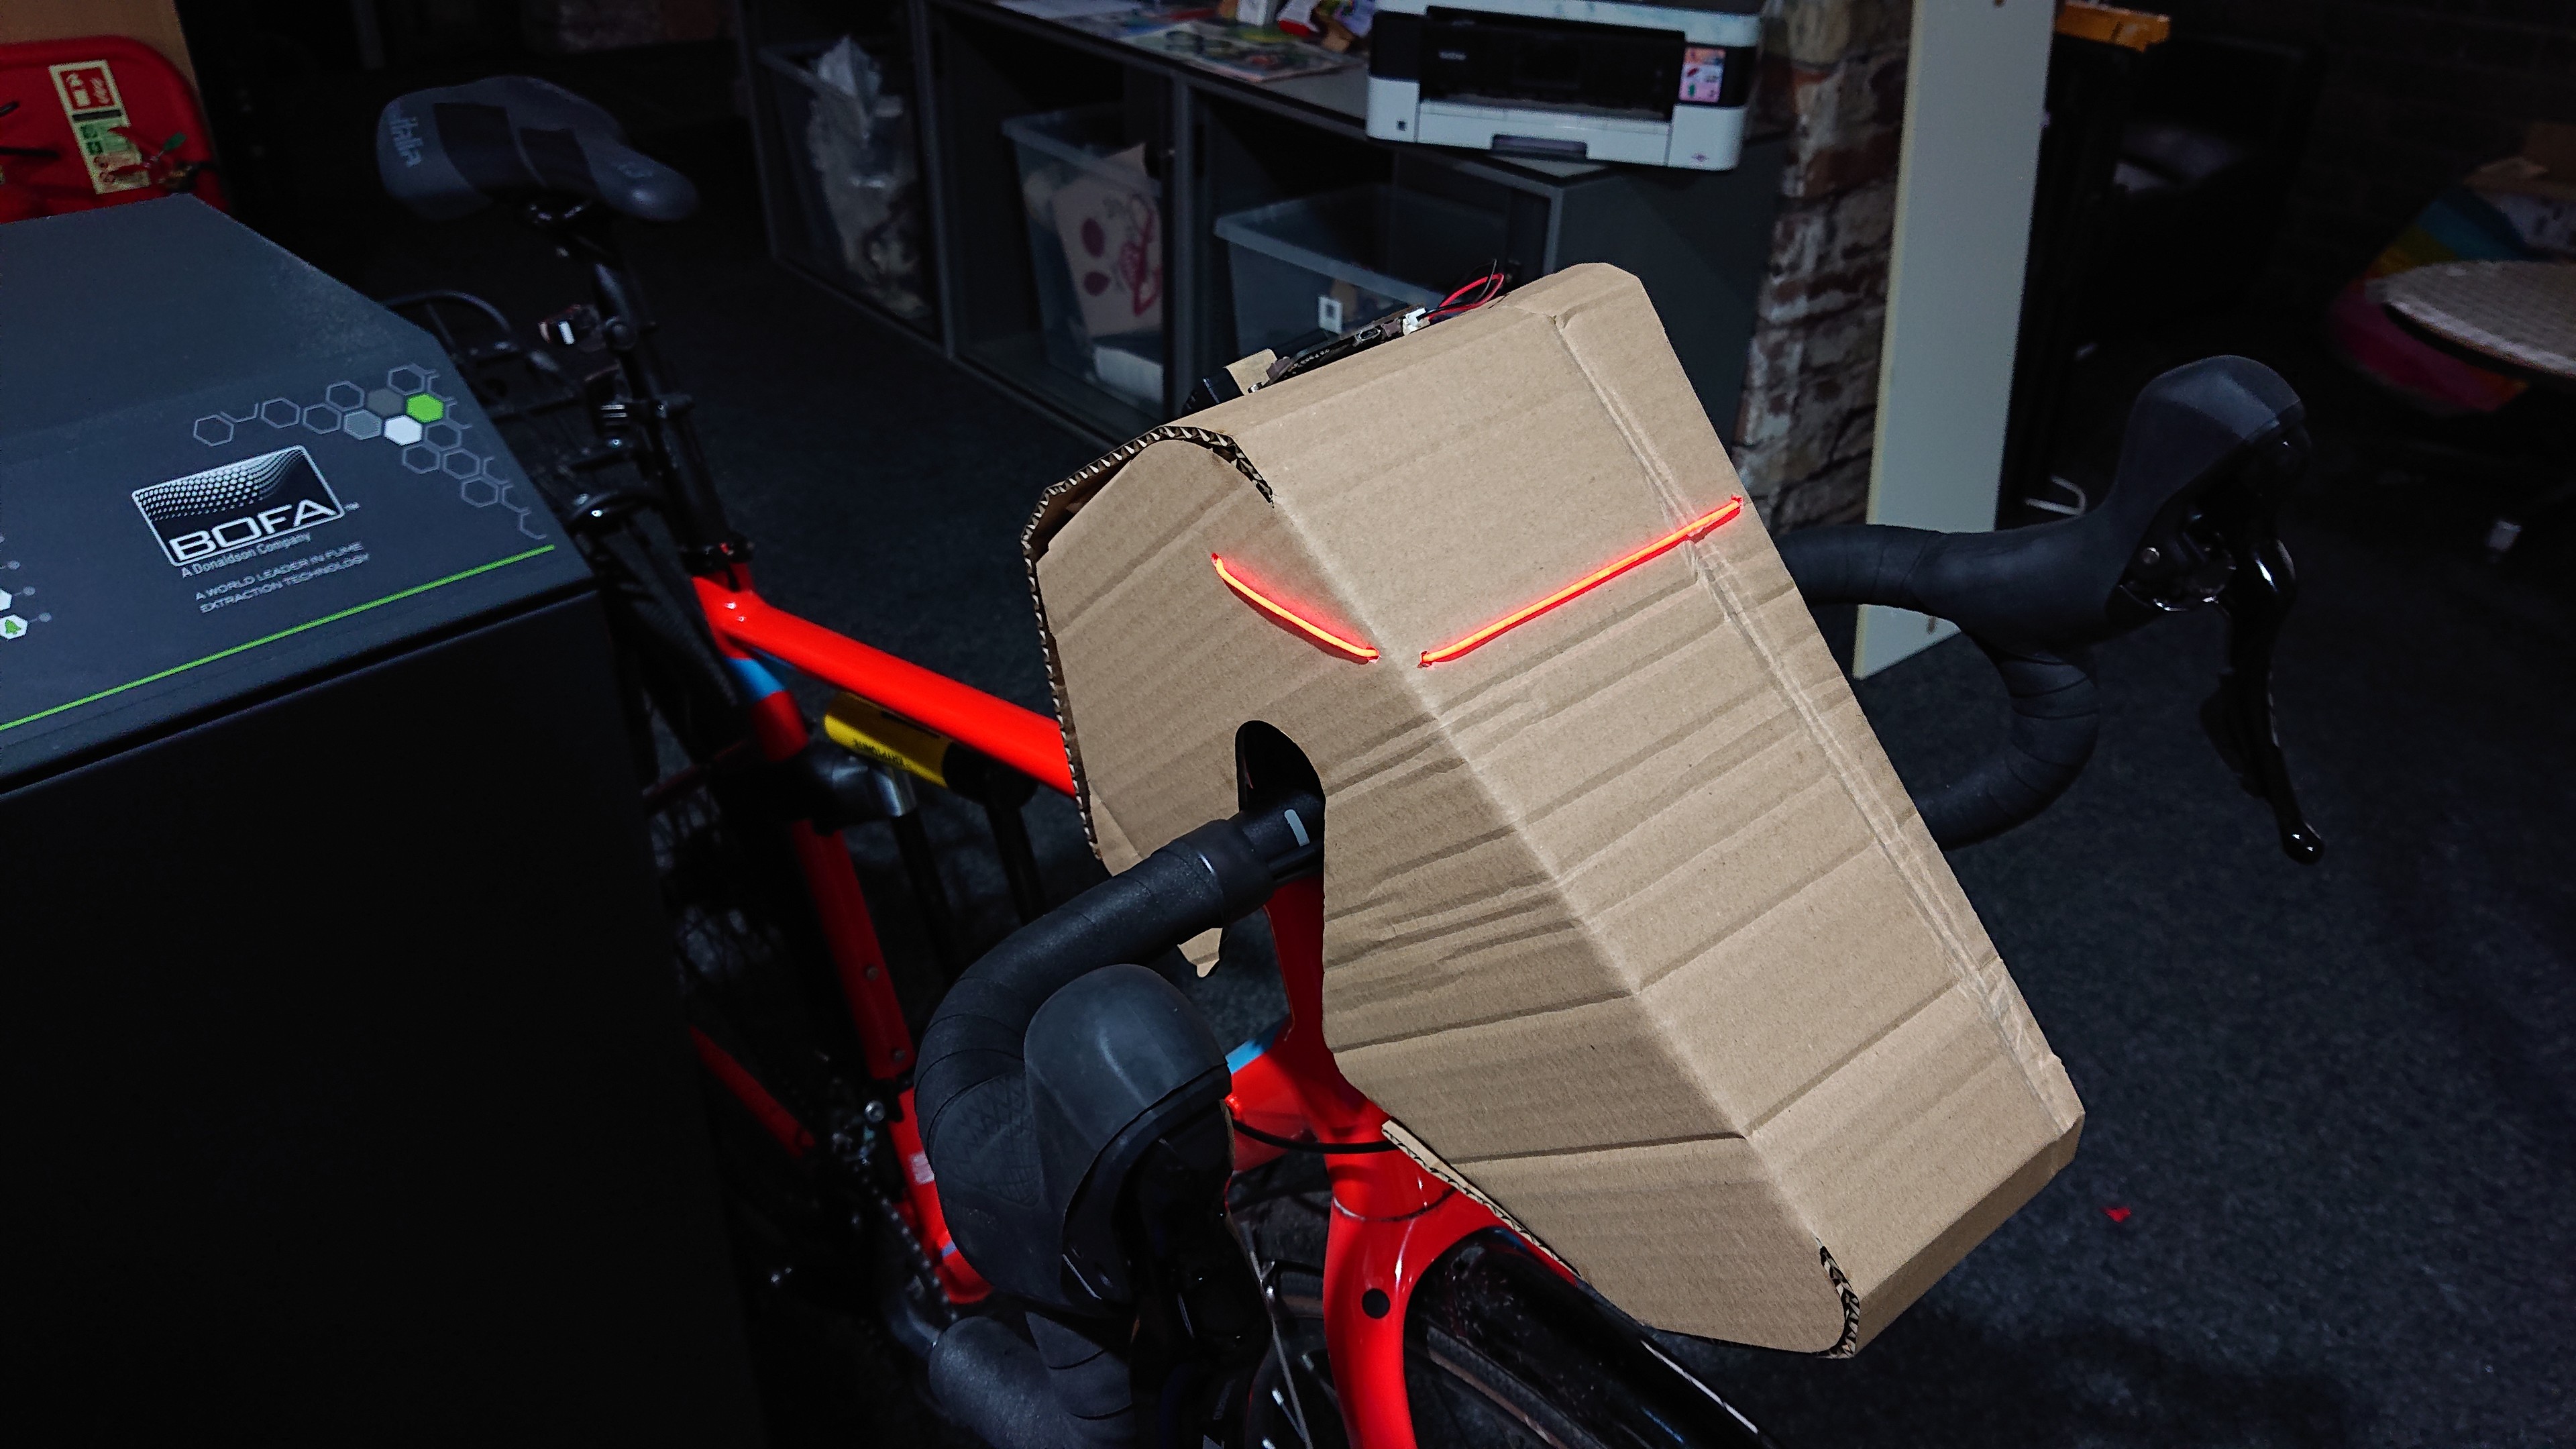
[375,77,698,223]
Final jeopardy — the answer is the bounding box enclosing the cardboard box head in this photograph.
[1023,264,2082,1353]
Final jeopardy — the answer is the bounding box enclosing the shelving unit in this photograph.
[739,0,1785,445]
[739,0,940,336]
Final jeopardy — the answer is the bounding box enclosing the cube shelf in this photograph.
[741,0,1784,445]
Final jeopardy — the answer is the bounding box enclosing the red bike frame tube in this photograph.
[694,574,989,1303]
[1226,877,1523,1449]
[699,572,916,1065]
[690,1026,816,1159]
[695,578,1077,798]
[892,1087,991,1302]
[1326,1183,1507,1449]
[737,666,920,1079]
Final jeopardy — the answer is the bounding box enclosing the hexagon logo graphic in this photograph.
[260,398,300,428]
[303,403,343,434]
[460,478,501,508]
[325,382,366,411]
[406,394,446,423]
[382,415,424,446]
[193,415,236,447]
[342,411,384,441]
[367,388,405,417]
[388,366,431,396]
[400,444,441,473]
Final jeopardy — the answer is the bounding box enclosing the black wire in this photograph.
[1229,1184,1333,1214]
[1426,262,1511,322]
[1233,1119,1397,1155]
[377,289,515,336]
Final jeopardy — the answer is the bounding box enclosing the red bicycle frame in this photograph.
[687,566,1529,1448]
[686,564,1073,1307]
[1224,876,1544,1449]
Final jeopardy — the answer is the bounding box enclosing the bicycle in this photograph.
[372,75,2320,1449]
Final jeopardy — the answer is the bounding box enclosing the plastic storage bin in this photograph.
[1002,106,1165,409]
[1212,186,1509,358]
[759,40,928,323]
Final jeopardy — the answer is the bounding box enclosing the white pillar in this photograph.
[1855,0,2056,677]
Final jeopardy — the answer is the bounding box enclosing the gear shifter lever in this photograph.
[2194,431,2325,862]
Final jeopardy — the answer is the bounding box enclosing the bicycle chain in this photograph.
[849,1124,959,1332]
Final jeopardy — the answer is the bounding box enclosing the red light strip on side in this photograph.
[1418,495,1745,667]
[1212,555,1381,662]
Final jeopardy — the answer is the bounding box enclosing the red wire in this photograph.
[1428,272,1507,322]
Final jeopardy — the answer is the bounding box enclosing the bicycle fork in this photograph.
[1229,877,1540,1449]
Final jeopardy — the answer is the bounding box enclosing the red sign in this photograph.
[51,62,119,114]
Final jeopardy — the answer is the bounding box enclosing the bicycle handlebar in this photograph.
[1778,356,2324,861]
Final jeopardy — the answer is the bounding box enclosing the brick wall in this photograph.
[2153,0,2576,308]
[1731,0,1912,532]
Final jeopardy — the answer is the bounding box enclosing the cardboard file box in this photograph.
[1023,264,2083,1353]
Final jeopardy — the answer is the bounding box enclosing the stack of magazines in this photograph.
[995,0,1360,83]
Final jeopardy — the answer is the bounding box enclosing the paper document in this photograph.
[999,0,1138,18]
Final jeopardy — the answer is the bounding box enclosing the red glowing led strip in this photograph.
[1417,495,1744,667]
[1212,555,1381,662]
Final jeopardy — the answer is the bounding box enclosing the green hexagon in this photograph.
[405,394,446,423]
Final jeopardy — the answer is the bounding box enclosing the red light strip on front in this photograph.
[1213,555,1381,662]
[1418,495,1744,667]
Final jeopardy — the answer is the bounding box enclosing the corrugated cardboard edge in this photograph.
[1021,423,1273,854]
[1841,1119,2076,1349]
[1386,1117,1871,1357]
[1378,1118,1578,1273]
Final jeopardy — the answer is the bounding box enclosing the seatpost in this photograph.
[528,198,753,578]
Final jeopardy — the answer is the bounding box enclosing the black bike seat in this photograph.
[375,77,698,223]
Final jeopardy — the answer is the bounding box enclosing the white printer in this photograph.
[1364,0,1762,170]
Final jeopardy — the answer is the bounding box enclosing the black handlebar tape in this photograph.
[912,807,1304,1303]
[1945,637,2099,847]
[1778,524,2100,848]
[1774,523,1939,620]
[928,1313,1136,1448]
